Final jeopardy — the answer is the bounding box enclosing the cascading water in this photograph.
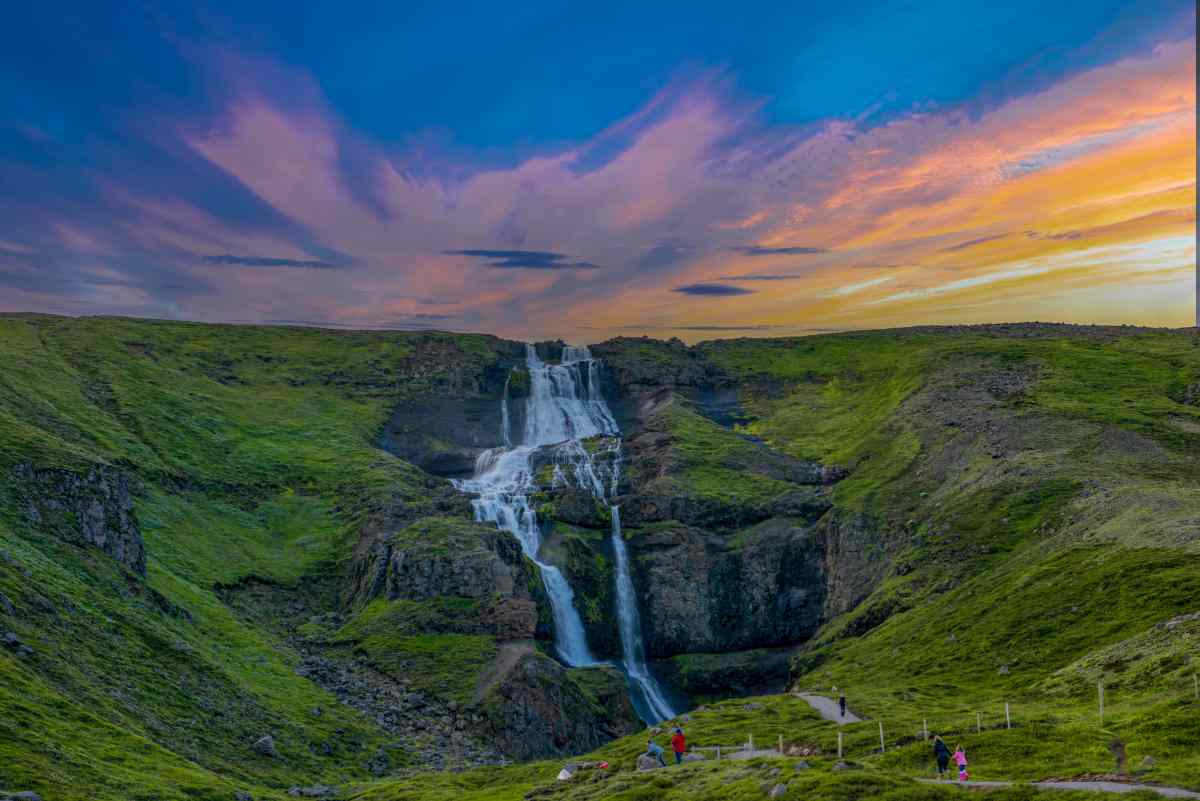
[611,505,676,722]
[454,343,676,722]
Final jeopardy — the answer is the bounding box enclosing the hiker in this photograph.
[954,744,969,781]
[838,690,847,718]
[933,735,951,779]
[671,727,687,765]
[646,738,667,768]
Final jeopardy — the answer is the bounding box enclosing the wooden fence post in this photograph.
[1005,702,1011,729]
[838,730,843,759]
[1098,680,1105,726]
[716,745,721,762]
[748,733,754,752]
[778,734,783,754]
[923,718,928,740]
[976,711,981,733]
[1193,673,1198,701]
[878,720,885,753]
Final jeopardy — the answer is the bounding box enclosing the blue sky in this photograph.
[0,1,1194,337]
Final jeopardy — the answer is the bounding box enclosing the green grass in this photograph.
[0,315,517,798]
[643,399,795,509]
[3,317,1199,799]
[332,599,499,705]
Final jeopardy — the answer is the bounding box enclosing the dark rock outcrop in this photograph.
[347,516,548,641]
[481,651,639,760]
[630,518,826,658]
[656,647,793,699]
[13,463,146,576]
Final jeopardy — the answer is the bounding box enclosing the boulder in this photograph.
[768,784,788,798]
[682,752,707,762]
[235,793,254,801]
[252,734,276,757]
[636,754,664,771]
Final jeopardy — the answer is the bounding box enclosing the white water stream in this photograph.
[453,343,676,722]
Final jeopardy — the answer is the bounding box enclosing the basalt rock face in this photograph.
[568,341,856,695]
[348,514,549,641]
[13,462,146,576]
[377,337,525,478]
[630,518,827,658]
[481,651,639,760]
[343,490,639,759]
[658,647,794,699]
[590,338,730,432]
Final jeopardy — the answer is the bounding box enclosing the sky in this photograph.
[0,1,1195,341]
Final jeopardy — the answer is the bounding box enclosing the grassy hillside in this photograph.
[1,316,1197,800]
[0,314,512,799]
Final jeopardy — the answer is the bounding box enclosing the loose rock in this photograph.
[636,754,663,771]
[252,734,277,757]
[768,784,788,798]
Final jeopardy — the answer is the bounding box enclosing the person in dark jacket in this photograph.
[933,735,951,779]
[838,691,847,718]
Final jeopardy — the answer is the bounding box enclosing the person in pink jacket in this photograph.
[954,745,969,781]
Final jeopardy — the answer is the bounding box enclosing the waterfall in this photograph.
[499,372,512,448]
[611,505,676,722]
[454,343,675,722]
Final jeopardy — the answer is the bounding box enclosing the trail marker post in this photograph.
[1005,702,1011,729]
[878,720,885,753]
[838,730,843,759]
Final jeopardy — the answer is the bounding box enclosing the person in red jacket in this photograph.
[670,727,687,764]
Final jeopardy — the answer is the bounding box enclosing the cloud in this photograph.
[204,254,341,269]
[443,249,601,269]
[939,234,1009,252]
[672,283,755,296]
[732,245,828,256]
[715,273,807,281]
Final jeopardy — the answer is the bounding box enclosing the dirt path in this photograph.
[796,693,862,724]
[917,778,1200,798]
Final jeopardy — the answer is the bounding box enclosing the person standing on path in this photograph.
[646,738,667,768]
[933,735,951,779]
[954,744,969,781]
[671,727,687,765]
[838,690,847,718]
